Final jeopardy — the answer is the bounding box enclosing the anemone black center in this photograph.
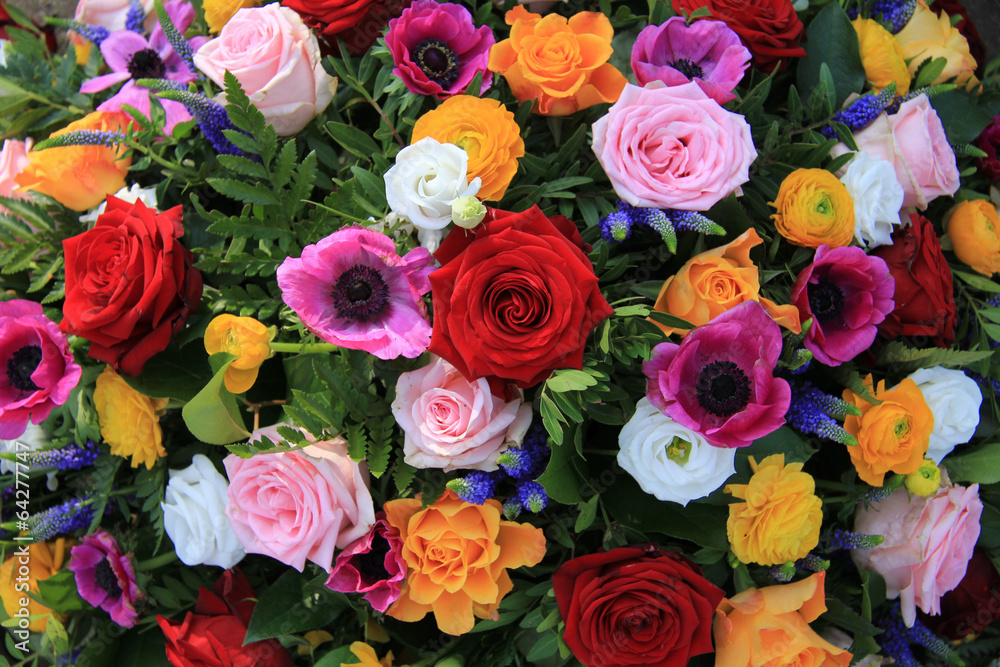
[94,559,123,599]
[6,345,42,393]
[696,360,752,417]
[414,39,460,86]
[356,533,392,584]
[127,48,166,80]
[808,276,845,323]
[331,265,390,322]
[669,58,705,80]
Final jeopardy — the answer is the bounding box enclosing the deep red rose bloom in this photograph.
[60,196,203,376]
[553,545,725,667]
[157,569,293,667]
[922,548,1000,640]
[871,213,956,348]
[975,116,1000,183]
[284,0,409,55]
[670,0,805,71]
[429,205,613,388]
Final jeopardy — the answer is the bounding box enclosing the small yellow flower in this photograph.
[770,168,856,248]
[853,18,911,95]
[905,459,942,497]
[297,630,334,656]
[203,315,273,394]
[203,0,261,33]
[342,642,395,667]
[94,366,168,470]
[725,454,823,566]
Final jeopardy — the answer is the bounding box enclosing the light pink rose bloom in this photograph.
[592,81,757,211]
[852,484,983,627]
[831,95,959,210]
[223,426,376,572]
[0,139,31,202]
[392,356,532,471]
[74,0,149,31]
[193,5,337,136]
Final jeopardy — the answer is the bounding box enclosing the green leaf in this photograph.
[244,570,350,643]
[954,269,1000,292]
[208,177,279,206]
[913,56,948,90]
[647,310,695,330]
[181,352,251,445]
[122,343,211,402]
[931,90,995,144]
[822,597,883,637]
[537,437,585,504]
[796,3,865,110]
[944,442,1000,484]
[575,495,600,532]
[326,121,380,160]
[34,570,86,614]
[875,341,993,373]
[546,369,598,392]
[315,645,363,666]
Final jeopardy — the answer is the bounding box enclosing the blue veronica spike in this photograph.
[33,130,129,151]
[502,498,522,520]
[139,81,247,156]
[871,0,918,33]
[665,209,726,236]
[446,470,496,505]
[515,480,548,513]
[822,84,897,138]
[54,20,110,46]
[786,383,859,445]
[822,528,885,551]
[153,0,199,81]
[125,0,146,33]
[18,441,100,471]
[25,496,97,541]
[635,208,677,253]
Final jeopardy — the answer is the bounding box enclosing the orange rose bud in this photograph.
[947,198,1000,276]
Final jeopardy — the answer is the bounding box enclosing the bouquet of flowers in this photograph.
[2,0,1000,663]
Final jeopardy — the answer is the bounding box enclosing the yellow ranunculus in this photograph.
[725,454,822,566]
[947,198,1000,276]
[0,538,71,633]
[203,314,273,394]
[203,0,260,33]
[94,366,168,470]
[895,0,978,90]
[770,168,855,248]
[853,18,911,95]
[905,459,942,497]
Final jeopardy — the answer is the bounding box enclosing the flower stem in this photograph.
[270,342,339,354]
[135,550,179,571]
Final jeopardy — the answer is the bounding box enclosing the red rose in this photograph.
[872,213,956,348]
[553,545,725,667]
[60,196,203,376]
[975,116,1000,183]
[671,0,805,71]
[921,548,1000,640]
[157,569,293,667]
[282,0,407,55]
[429,205,613,388]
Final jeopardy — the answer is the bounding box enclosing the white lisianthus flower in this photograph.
[384,137,481,251]
[839,151,905,248]
[906,366,982,463]
[162,454,245,568]
[79,183,159,225]
[617,398,736,505]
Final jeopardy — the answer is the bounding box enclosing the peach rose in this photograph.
[714,572,852,667]
[384,489,546,635]
[652,227,800,337]
[895,0,978,90]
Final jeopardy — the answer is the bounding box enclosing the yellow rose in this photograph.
[384,489,546,635]
[770,168,855,248]
[947,198,1000,276]
[895,0,978,90]
[94,366,168,470]
[0,538,71,632]
[853,18,911,95]
[203,0,260,33]
[842,375,933,487]
[725,454,822,566]
[203,314,273,393]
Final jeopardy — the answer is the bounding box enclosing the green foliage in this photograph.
[796,3,865,110]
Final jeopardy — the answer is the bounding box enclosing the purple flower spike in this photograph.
[631,17,751,105]
[643,301,790,449]
[386,0,494,99]
[325,516,407,613]
[791,245,894,367]
[68,530,144,628]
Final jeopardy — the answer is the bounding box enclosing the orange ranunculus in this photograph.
[714,571,853,667]
[854,18,910,95]
[15,111,132,211]
[842,375,934,487]
[651,228,801,337]
[947,198,1000,276]
[895,0,978,90]
[203,314,274,393]
[770,168,856,248]
[411,96,525,201]
[384,489,546,635]
[487,6,627,116]
[0,538,72,632]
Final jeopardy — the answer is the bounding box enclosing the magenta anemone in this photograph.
[385,0,494,99]
[68,529,143,628]
[791,245,894,367]
[276,227,435,360]
[643,300,789,449]
[0,300,82,440]
[325,515,407,613]
[631,17,751,105]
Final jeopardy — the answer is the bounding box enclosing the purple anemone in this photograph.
[386,0,494,99]
[68,530,144,628]
[631,17,751,105]
[325,515,407,613]
[276,227,435,360]
[791,245,895,367]
[0,300,81,440]
[643,300,790,449]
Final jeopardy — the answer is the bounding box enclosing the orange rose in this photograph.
[651,228,801,337]
[384,489,546,635]
[895,0,978,90]
[714,571,852,667]
[0,538,72,632]
[15,111,132,211]
[947,198,1000,276]
[842,375,934,486]
[487,6,627,116]
[411,96,525,201]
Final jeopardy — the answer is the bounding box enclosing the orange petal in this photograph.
[493,521,546,571]
[574,64,627,108]
[568,11,613,42]
[430,589,477,636]
[224,366,259,394]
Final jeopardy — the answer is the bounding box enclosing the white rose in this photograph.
[617,398,736,506]
[162,454,245,569]
[907,366,982,463]
[384,137,481,251]
[839,151,905,249]
[79,183,159,225]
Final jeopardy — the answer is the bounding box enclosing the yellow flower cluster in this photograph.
[94,366,168,470]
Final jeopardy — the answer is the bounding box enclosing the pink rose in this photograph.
[223,427,376,572]
[832,95,959,209]
[193,5,337,136]
[392,356,532,471]
[852,484,982,627]
[592,81,757,211]
[74,0,147,30]
[0,138,31,202]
